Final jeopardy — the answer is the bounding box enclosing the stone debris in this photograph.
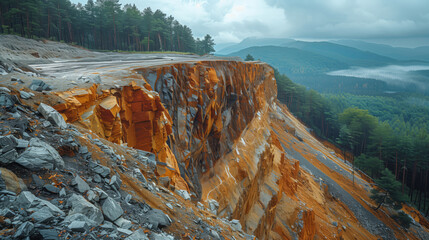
[142,209,172,230]
[78,75,102,84]
[74,175,90,193]
[102,197,124,222]
[68,220,89,232]
[114,217,133,229]
[67,194,104,226]
[38,103,67,129]
[207,199,219,215]
[175,189,191,200]
[29,79,53,91]
[0,167,27,194]
[0,92,19,112]
[0,44,424,240]
[29,206,54,223]
[19,90,34,99]
[13,221,34,238]
[16,138,64,170]
[0,87,11,93]
[125,229,149,240]
[43,184,60,194]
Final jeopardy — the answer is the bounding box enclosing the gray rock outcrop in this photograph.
[67,194,104,226]
[102,197,123,222]
[16,138,64,170]
[38,103,67,129]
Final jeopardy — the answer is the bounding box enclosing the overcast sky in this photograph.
[70,0,429,47]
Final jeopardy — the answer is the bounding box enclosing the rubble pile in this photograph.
[0,38,428,239]
[0,87,249,239]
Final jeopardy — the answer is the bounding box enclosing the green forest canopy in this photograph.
[275,69,429,216]
[0,0,215,54]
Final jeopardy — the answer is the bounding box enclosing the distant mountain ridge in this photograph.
[216,37,294,55]
[281,41,398,67]
[334,40,429,62]
[226,45,348,75]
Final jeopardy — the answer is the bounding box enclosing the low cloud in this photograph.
[71,0,429,44]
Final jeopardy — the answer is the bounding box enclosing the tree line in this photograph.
[0,0,215,54]
[275,69,429,222]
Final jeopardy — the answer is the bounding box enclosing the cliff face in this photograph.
[137,61,276,196]
[47,59,428,239]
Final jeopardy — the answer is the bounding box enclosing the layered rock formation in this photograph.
[1,43,428,239]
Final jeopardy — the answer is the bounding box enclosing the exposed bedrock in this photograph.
[53,61,275,196]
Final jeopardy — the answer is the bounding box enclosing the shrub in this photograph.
[392,212,412,229]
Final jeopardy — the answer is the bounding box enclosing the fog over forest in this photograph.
[328,65,429,89]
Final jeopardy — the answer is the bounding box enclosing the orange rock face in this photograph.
[137,61,276,195]
[52,60,428,239]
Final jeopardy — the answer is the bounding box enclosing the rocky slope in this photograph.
[1,36,429,239]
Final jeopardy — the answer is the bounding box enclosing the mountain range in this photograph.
[217,38,429,94]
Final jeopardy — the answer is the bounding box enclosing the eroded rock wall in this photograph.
[49,60,428,240]
[52,61,275,196]
[137,61,276,195]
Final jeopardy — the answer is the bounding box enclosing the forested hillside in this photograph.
[275,69,429,217]
[0,0,214,54]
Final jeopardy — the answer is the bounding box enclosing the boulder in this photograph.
[74,175,90,193]
[15,139,29,148]
[92,164,111,178]
[78,75,101,84]
[86,190,99,202]
[19,91,34,100]
[0,135,18,153]
[59,188,67,197]
[175,189,190,200]
[29,79,52,92]
[207,199,219,215]
[29,206,54,223]
[125,229,149,240]
[31,174,45,188]
[0,168,27,194]
[102,197,123,221]
[16,191,38,208]
[0,92,18,112]
[117,228,133,236]
[16,138,64,170]
[68,220,89,232]
[0,208,15,218]
[133,168,147,184]
[109,175,122,189]
[67,194,104,226]
[36,229,59,240]
[142,209,171,230]
[0,149,18,164]
[0,87,11,93]
[38,103,67,129]
[230,219,242,232]
[149,232,175,240]
[43,184,60,194]
[14,222,34,238]
[93,187,108,200]
[114,217,132,229]
[39,200,64,216]
[16,191,64,216]
[63,213,95,228]
[159,176,171,188]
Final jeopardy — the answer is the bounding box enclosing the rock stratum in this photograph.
[0,36,429,239]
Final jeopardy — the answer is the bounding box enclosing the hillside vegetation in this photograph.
[275,69,429,216]
[0,0,214,54]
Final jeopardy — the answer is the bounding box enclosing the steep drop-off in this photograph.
[10,55,428,239]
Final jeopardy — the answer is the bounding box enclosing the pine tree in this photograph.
[245,54,254,61]
[371,168,408,210]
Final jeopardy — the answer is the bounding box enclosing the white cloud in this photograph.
[71,0,429,44]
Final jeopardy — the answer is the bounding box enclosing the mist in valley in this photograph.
[327,65,429,91]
